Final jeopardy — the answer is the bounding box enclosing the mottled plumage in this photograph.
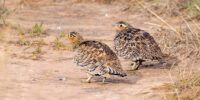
[113,21,163,70]
[66,32,126,83]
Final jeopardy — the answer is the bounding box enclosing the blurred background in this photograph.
[0,0,200,100]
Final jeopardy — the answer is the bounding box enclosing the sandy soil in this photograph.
[0,0,176,100]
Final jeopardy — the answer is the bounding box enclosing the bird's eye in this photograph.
[69,34,75,38]
[71,35,75,38]
[119,24,123,27]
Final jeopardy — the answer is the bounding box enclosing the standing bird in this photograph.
[112,21,164,70]
[66,32,126,83]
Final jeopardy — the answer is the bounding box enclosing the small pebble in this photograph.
[105,13,108,17]
[59,77,66,81]
[57,26,61,30]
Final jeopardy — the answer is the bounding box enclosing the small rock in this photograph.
[105,13,108,17]
[57,26,61,30]
[59,77,66,81]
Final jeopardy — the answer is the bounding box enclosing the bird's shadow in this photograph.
[139,56,179,70]
[89,72,142,85]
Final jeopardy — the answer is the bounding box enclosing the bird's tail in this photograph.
[107,67,127,77]
[119,72,127,77]
[159,53,179,66]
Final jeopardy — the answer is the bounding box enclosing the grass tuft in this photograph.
[59,31,65,38]
[52,37,65,50]
[31,45,42,60]
[0,0,9,26]
[180,0,200,18]
[162,74,200,100]
[29,23,45,37]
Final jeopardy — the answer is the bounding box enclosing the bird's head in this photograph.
[66,31,83,45]
[112,21,132,32]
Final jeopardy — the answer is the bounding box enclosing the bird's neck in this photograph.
[71,38,84,50]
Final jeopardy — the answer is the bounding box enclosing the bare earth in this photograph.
[0,0,175,100]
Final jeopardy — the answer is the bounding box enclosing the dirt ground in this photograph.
[0,0,195,100]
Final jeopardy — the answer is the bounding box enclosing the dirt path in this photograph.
[0,0,172,100]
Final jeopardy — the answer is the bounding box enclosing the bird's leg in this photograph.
[130,62,136,70]
[86,73,93,83]
[102,77,106,83]
[131,60,142,70]
[101,74,110,84]
[135,60,143,70]
[134,61,140,70]
[82,73,92,83]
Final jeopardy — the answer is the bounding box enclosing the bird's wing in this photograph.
[136,30,163,60]
[75,40,126,76]
[114,28,163,61]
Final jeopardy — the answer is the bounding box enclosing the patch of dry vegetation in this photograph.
[12,24,70,60]
[0,0,9,69]
[73,0,115,4]
[0,0,8,25]
[52,32,67,50]
[86,0,200,21]
[15,23,47,46]
[159,73,200,100]
[138,0,200,19]
[11,23,47,60]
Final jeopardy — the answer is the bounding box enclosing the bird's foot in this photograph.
[81,79,91,83]
[81,74,92,83]
[102,77,106,83]
[129,62,139,70]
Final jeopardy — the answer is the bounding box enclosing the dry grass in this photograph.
[0,0,17,26]
[28,23,46,37]
[160,73,200,100]
[73,0,115,4]
[52,32,64,50]
[0,0,8,25]
[31,45,42,60]
[9,24,47,60]
[52,37,65,50]
[15,24,47,46]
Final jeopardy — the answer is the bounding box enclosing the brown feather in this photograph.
[74,40,126,77]
[114,25,163,62]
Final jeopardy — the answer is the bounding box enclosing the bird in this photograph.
[112,21,164,70]
[66,31,127,83]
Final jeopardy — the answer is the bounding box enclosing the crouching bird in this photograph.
[66,31,126,83]
[112,21,164,70]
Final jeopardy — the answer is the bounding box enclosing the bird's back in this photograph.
[114,28,163,61]
[74,40,126,77]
